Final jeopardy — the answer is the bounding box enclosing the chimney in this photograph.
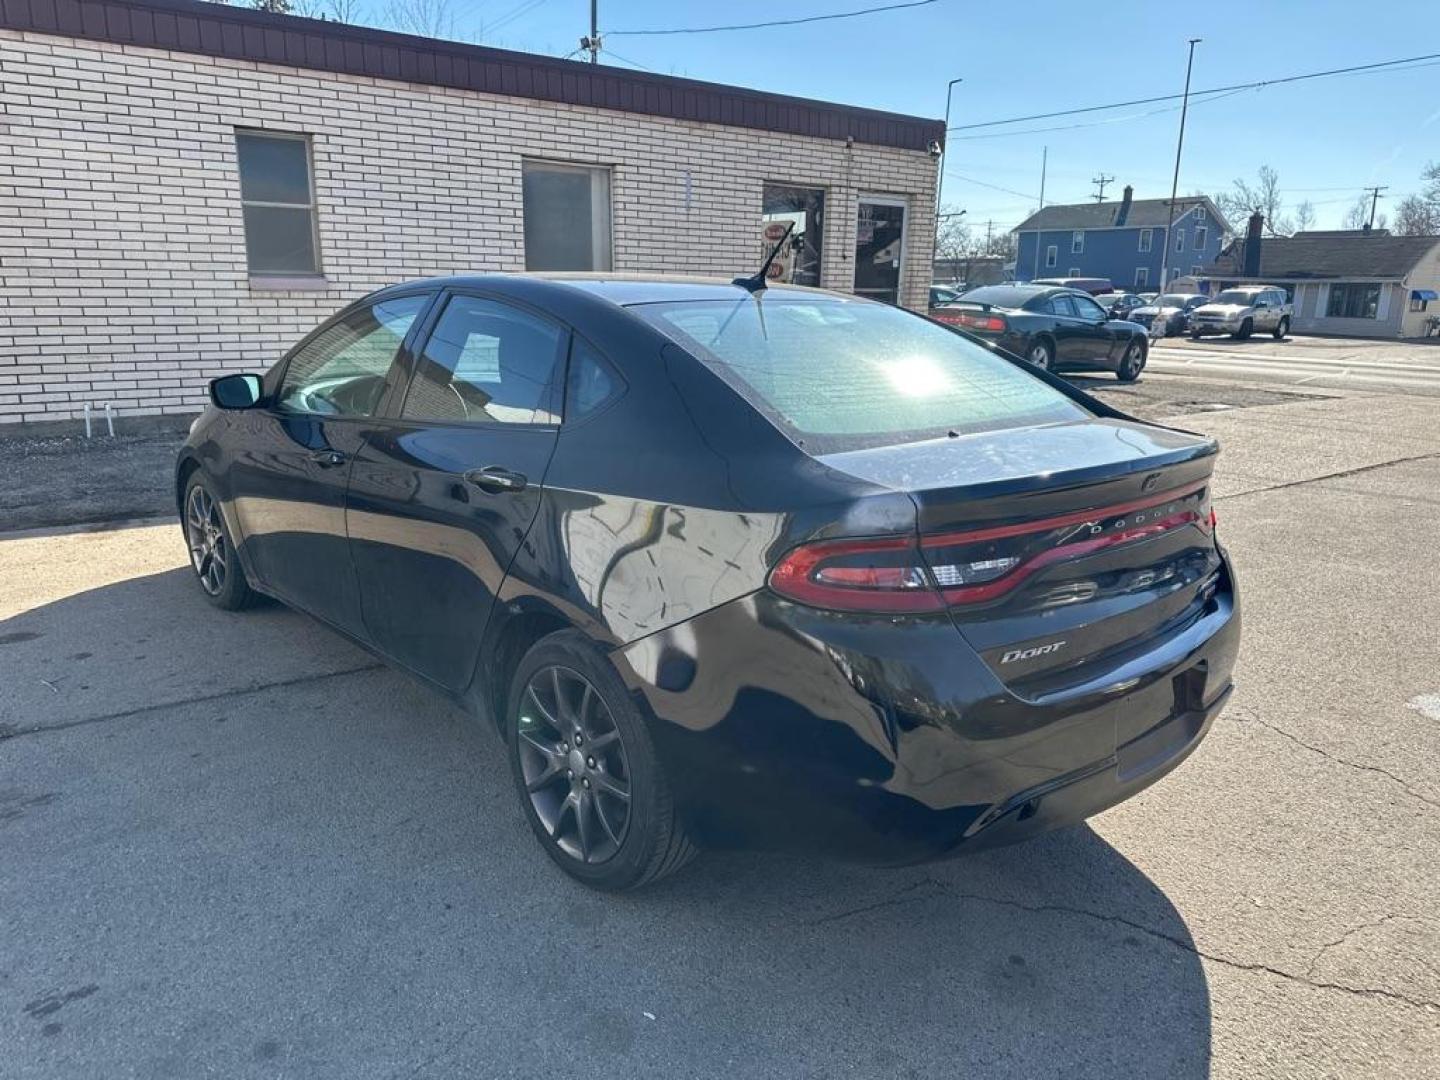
[1115,185,1133,226]
[1243,212,1264,278]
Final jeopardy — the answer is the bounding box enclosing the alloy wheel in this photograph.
[185,484,227,596]
[1028,343,1051,369]
[517,665,632,864]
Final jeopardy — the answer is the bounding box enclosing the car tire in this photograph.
[1117,339,1145,382]
[181,474,255,611]
[1234,318,1253,340]
[1189,329,1202,340]
[1026,338,1054,371]
[1273,317,1289,340]
[507,630,698,891]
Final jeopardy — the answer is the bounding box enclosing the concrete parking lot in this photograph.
[1,385,1437,1078]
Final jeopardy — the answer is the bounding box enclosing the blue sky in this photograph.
[397,0,1439,231]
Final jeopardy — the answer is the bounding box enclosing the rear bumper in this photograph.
[613,553,1240,864]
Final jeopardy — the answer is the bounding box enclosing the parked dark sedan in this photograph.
[1094,291,1148,320]
[178,275,1239,890]
[937,284,1150,380]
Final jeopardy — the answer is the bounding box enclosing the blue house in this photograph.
[1014,186,1230,290]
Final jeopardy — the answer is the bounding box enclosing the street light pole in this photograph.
[936,77,962,213]
[1158,38,1200,290]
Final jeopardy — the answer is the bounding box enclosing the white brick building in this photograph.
[0,0,943,427]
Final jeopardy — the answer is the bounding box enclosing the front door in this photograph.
[854,196,907,305]
[227,293,433,635]
[346,292,566,692]
[1068,292,1119,363]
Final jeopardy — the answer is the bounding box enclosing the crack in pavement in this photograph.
[0,663,386,742]
[1231,709,1439,811]
[808,879,1440,1012]
[1214,451,1440,503]
[1303,914,1426,979]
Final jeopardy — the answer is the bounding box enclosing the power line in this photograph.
[601,47,657,73]
[943,171,1040,202]
[948,52,1440,133]
[606,0,937,36]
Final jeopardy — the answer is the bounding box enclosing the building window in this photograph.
[1411,294,1430,312]
[1068,267,1082,276]
[1138,229,1153,253]
[1174,229,1185,252]
[1194,226,1208,250]
[1327,283,1381,319]
[522,161,613,271]
[1071,230,1084,254]
[236,130,319,276]
[1191,265,1202,276]
[1195,208,1207,226]
[762,183,825,287]
[1045,245,1058,268]
[1135,267,1149,287]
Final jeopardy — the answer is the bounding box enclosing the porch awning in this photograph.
[1413,289,1439,301]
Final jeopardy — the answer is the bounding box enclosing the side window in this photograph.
[1073,295,1107,320]
[1049,294,1079,317]
[565,336,620,421]
[402,296,564,425]
[277,294,430,417]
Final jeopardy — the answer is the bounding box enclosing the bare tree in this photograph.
[1293,200,1316,233]
[249,0,294,12]
[296,0,365,20]
[933,209,972,271]
[383,0,454,38]
[1215,165,1292,236]
[1393,162,1440,236]
[1342,194,1388,232]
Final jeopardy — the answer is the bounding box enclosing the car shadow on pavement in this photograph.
[1,568,1211,1080]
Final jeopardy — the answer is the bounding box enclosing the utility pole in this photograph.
[935,77,962,213]
[1159,38,1201,290]
[1364,185,1388,230]
[1038,146,1048,209]
[1091,173,1114,202]
[984,219,994,254]
[580,0,600,63]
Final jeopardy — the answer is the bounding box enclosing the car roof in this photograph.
[368,272,849,308]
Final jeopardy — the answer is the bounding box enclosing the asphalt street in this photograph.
[1,366,1437,1077]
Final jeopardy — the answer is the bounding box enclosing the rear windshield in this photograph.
[958,285,1043,309]
[1213,290,1259,304]
[634,296,1090,453]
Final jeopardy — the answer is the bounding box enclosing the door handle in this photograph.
[310,449,347,467]
[464,466,528,493]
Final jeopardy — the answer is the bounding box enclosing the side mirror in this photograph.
[209,373,263,410]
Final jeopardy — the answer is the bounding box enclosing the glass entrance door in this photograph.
[854,197,907,305]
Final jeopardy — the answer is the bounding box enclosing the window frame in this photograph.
[1174,229,1185,252]
[1045,244,1058,268]
[1326,282,1382,320]
[1138,229,1153,253]
[1071,230,1084,254]
[521,159,614,272]
[235,128,323,279]
[1134,267,1149,287]
[1194,225,1208,250]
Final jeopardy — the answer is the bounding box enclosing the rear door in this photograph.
[227,292,433,635]
[1049,293,1109,364]
[345,291,566,691]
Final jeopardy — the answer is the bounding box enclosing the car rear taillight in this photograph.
[955,312,1008,332]
[768,481,1212,613]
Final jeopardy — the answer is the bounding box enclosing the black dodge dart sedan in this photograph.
[935,283,1150,380]
[178,275,1239,890]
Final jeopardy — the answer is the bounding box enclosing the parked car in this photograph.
[1094,290,1147,320]
[1030,276,1114,296]
[1189,286,1292,340]
[1129,293,1210,337]
[945,283,1150,380]
[178,275,1238,890]
[929,284,963,312]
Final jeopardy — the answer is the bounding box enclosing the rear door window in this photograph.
[636,296,1091,453]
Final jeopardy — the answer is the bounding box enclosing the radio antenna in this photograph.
[734,220,795,293]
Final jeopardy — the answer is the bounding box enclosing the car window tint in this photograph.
[637,297,1090,453]
[277,295,430,417]
[1073,295,1107,320]
[565,336,618,421]
[402,296,563,425]
[1050,295,1079,317]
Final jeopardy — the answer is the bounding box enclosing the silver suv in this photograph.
[1189,286,1292,340]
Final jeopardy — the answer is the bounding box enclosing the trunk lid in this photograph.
[816,418,1222,692]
